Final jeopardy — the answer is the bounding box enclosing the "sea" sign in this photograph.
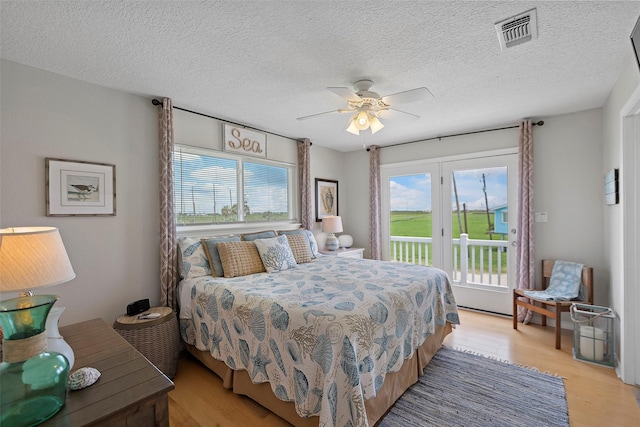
[223,124,267,158]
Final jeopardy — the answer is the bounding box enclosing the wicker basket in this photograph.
[113,307,180,379]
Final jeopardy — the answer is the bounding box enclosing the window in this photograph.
[173,145,297,226]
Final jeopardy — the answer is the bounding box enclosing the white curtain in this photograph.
[369,145,382,260]
[516,120,535,322]
[158,98,179,311]
[298,139,313,230]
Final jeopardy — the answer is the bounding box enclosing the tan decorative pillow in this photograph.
[286,234,312,264]
[217,241,266,278]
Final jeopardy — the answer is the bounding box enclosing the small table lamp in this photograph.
[322,216,343,251]
[0,227,76,425]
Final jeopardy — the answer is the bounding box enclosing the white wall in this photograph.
[602,52,640,375]
[532,109,605,303]
[344,109,607,305]
[0,59,160,326]
[308,144,346,248]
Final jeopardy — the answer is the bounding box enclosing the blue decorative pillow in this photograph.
[202,236,241,277]
[254,235,298,273]
[177,237,212,279]
[241,230,277,241]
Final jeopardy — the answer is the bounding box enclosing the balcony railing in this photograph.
[390,233,508,287]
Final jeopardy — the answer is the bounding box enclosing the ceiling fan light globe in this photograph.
[346,119,360,135]
[369,116,385,134]
[355,110,370,130]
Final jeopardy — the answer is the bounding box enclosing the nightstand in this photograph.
[42,318,174,426]
[319,247,364,258]
[113,306,180,379]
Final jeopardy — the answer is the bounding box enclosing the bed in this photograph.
[176,232,459,427]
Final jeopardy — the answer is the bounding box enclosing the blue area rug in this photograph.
[379,347,569,427]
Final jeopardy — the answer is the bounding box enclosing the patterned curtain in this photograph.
[369,145,382,260]
[298,139,313,230]
[158,98,179,311]
[516,120,535,322]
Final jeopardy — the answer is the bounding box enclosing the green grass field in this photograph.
[176,212,289,225]
[390,211,507,272]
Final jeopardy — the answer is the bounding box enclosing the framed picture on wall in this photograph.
[315,178,338,222]
[604,168,619,205]
[46,158,116,216]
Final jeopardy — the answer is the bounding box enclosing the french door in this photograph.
[381,152,518,315]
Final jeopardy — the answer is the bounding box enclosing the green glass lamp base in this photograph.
[0,295,70,427]
[0,352,69,427]
[1,395,65,427]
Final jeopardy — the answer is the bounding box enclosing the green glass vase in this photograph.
[0,295,69,427]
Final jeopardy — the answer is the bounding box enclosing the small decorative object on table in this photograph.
[68,367,101,390]
[338,234,353,248]
[113,306,180,378]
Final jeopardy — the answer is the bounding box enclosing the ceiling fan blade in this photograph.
[297,108,356,120]
[386,107,421,119]
[296,110,340,121]
[327,87,361,102]
[382,87,433,106]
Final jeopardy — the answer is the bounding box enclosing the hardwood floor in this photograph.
[168,309,640,426]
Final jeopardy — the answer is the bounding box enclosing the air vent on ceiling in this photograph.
[495,8,538,51]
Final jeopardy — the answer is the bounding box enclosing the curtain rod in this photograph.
[366,120,544,151]
[151,98,308,144]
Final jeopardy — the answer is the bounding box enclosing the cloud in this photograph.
[389,179,431,211]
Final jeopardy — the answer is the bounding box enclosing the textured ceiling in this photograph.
[2,1,640,152]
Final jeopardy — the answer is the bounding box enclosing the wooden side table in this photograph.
[319,247,365,258]
[113,307,180,379]
[42,318,174,426]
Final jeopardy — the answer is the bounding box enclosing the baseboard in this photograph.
[457,306,511,319]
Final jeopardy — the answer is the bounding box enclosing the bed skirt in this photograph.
[183,322,453,427]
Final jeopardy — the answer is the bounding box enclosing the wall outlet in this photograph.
[535,212,548,222]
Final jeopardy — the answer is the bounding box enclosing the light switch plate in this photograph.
[535,212,548,222]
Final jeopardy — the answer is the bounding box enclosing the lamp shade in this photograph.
[0,227,76,293]
[369,115,385,134]
[321,216,343,234]
[346,118,360,135]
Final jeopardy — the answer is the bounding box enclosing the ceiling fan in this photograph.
[296,80,433,135]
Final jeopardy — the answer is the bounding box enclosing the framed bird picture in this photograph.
[46,158,116,216]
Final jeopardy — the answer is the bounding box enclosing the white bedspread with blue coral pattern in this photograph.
[179,256,459,427]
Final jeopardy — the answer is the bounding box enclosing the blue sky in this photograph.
[390,167,508,211]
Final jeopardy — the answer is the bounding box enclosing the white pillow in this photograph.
[254,235,298,273]
[304,230,320,258]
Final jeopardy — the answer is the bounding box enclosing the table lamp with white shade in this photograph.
[321,216,343,251]
[0,226,76,426]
